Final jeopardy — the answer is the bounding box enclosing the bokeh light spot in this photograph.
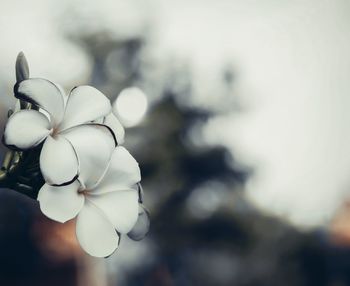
[114,87,148,127]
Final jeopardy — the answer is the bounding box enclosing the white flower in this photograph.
[102,112,125,145]
[37,146,141,257]
[4,78,125,186]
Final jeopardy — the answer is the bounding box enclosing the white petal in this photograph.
[91,147,141,194]
[103,113,125,145]
[37,181,83,223]
[40,136,79,186]
[91,117,104,124]
[87,189,138,233]
[59,86,111,131]
[14,99,21,112]
[76,200,120,257]
[61,124,115,189]
[16,78,65,125]
[4,110,51,149]
[55,83,68,99]
[127,204,150,241]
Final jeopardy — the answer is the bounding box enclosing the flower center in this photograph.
[50,127,59,138]
[78,189,89,196]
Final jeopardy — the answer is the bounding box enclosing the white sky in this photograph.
[1,0,350,227]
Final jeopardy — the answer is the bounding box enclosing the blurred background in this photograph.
[1,0,350,285]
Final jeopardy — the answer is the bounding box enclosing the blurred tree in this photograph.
[128,92,330,286]
[70,29,350,286]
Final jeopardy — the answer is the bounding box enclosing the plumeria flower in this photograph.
[97,110,125,145]
[37,146,141,257]
[1,53,148,258]
[4,78,124,186]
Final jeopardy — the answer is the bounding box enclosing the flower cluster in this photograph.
[3,77,147,257]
